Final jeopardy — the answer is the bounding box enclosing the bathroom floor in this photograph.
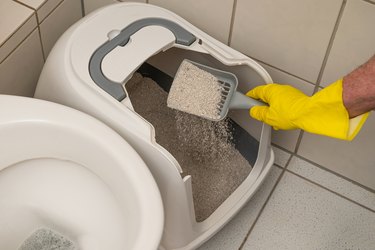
[199,146,375,250]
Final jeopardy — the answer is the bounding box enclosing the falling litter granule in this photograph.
[167,60,223,120]
[126,73,252,222]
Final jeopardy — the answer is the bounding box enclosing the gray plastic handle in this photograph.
[89,18,196,101]
[229,91,267,109]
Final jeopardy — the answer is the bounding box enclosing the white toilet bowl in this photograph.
[0,95,163,250]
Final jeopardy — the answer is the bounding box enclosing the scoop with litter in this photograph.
[167,59,266,121]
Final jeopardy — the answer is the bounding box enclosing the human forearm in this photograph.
[343,55,375,118]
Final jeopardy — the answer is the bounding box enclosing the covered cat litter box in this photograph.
[34,2,274,250]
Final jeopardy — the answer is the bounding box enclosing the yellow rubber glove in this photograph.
[246,79,369,140]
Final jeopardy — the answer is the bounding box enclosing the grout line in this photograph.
[238,160,291,249]
[362,0,375,5]
[313,0,347,92]
[293,130,305,154]
[281,150,294,170]
[81,0,86,16]
[227,0,238,46]
[34,12,46,61]
[274,164,284,169]
[285,169,375,213]
[0,27,38,65]
[271,143,294,155]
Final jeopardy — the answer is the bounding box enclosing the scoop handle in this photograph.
[229,91,267,109]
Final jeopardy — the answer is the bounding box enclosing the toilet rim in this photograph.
[0,95,164,250]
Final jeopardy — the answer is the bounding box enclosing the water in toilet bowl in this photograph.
[0,158,129,250]
[18,228,76,250]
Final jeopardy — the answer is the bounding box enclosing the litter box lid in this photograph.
[63,3,199,101]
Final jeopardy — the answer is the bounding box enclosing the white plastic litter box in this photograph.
[34,3,275,249]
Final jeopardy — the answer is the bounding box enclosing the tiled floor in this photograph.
[199,147,375,250]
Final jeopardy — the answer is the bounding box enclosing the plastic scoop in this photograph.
[167,59,266,121]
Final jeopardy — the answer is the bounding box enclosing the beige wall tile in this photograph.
[83,0,117,14]
[17,0,65,23]
[37,0,65,23]
[149,0,234,44]
[17,0,47,9]
[297,113,375,190]
[320,0,375,86]
[231,0,342,83]
[39,0,83,57]
[83,0,146,15]
[0,0,34,46]
[0,14,37,63]
[0,30,44,96]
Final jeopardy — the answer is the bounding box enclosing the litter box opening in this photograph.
[135,62,260,166]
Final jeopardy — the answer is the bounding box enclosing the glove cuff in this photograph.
[347,112,370,140]
[305,79,369,140]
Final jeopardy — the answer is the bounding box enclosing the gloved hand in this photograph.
[246,79,369,140]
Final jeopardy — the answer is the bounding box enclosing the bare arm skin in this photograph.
[343,55,375,118]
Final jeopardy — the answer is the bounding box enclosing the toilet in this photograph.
[34,2,275,249]
[0,95,163,250]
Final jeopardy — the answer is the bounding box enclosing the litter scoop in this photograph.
[167,59,267,121]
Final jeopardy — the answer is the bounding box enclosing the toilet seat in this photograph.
[0,95,163,250]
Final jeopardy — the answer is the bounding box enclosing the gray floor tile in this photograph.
[288,156,375,211]
[198,166,282,250]
[272,147,291,168]
[242,172,375,250]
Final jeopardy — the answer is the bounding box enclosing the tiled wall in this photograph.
[1,0,374,190]
[0,0,82,96]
